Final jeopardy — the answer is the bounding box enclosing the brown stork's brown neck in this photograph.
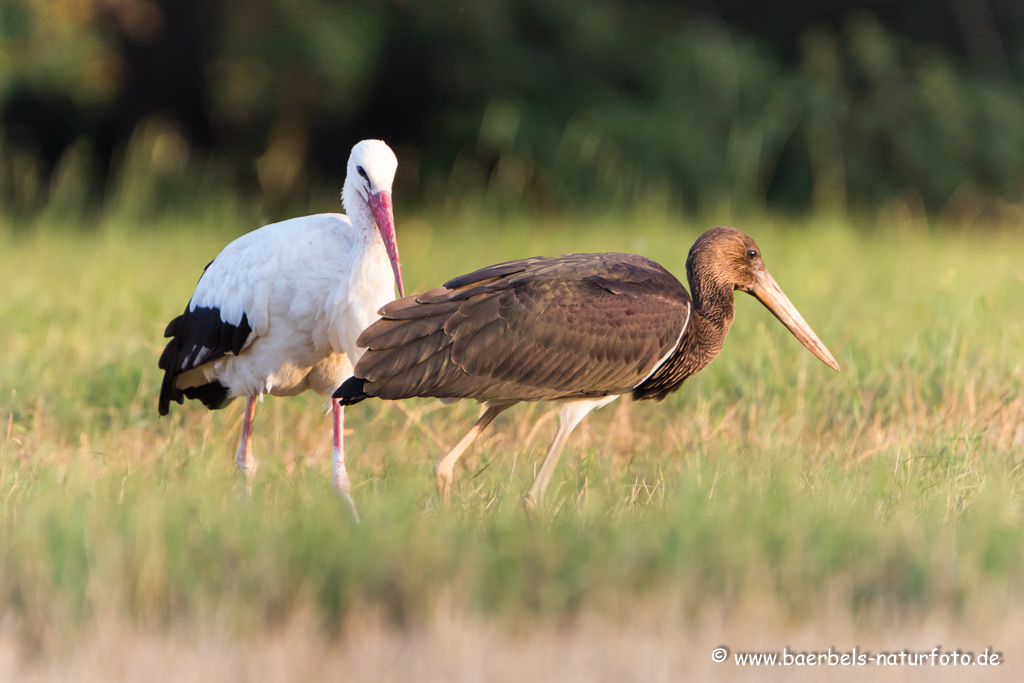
[681,278,734,380]
[632,227,757,401]
[686,259,736,339]
[629,267,736,402]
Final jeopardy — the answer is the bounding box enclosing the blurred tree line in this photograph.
[1,0,1023,223]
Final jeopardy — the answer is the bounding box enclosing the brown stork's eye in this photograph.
[746,248,759,259]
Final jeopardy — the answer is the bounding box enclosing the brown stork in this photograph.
[335,227,839,512]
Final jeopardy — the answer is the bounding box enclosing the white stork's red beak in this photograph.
[369,190,404,297]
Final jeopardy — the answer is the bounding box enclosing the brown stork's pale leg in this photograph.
[331,398,360,523]
[434,403,513,507]
[235,394,258,498]
[523,395,619,515]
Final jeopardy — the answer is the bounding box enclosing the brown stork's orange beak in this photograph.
[748,269,840,371]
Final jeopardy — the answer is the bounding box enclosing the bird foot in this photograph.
[522,492,542,520]
[434,472,453,508]
[338,491,361,524]
[331,472,360,523]
[237,467,256,504]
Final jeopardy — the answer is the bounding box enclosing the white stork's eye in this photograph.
[356,166,369,182]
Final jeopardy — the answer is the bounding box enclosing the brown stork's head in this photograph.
[687,226,840,371]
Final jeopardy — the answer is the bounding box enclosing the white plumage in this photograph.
[178,213,394,396]
[159,140,403,517]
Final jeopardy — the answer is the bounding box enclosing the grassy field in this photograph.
[1,210,1023,680]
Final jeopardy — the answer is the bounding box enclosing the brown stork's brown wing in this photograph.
[354,253,692,403]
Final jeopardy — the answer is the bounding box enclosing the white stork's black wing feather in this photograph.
[158,305,253,415]
[156,227,285,415]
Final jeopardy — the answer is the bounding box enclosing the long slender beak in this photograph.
[368,190,404,297]
[748,269,840,371]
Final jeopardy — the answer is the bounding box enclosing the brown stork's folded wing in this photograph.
[354,253,693,403]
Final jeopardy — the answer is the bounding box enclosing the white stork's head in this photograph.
[343,139,404,297]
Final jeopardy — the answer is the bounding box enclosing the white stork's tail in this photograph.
[158,306,252,415]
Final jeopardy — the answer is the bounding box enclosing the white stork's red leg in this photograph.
[331,398,360,522]
[235,394,259,494]
[433,403,513,507]
[523,396,619,515]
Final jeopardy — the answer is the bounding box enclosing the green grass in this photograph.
[2,211,1024,654]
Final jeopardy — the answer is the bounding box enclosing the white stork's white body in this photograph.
[180,213,396,397]
[159,140,403,518]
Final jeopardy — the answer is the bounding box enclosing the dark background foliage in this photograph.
[2,0,1023,219]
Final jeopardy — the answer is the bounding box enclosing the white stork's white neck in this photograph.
[341,182,377,241]
[339,176,395,300]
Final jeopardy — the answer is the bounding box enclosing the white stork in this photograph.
[158,139,403,518]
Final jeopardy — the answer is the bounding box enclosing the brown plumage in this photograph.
[337,226,839,512]
[354,252,692,403]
